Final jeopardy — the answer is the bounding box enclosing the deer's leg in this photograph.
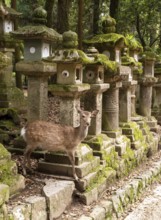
[23,146,33,175]
[67,151,78,180]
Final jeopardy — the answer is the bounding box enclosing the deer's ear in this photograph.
[76,106,82,114]
[91,110,99,117]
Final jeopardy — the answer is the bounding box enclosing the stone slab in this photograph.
[25,196,47,220]
[38,156,100,178]
[43,180,74,219]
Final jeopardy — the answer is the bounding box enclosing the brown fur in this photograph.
[22,109,98,179]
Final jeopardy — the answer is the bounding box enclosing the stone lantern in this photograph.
[139,49,159,132]
[12,6,60,61]
[0,3,21,35]
[0,3,22,109]
[12,6,61,121]
[124,36,143,118]
[83,48,110,135]
[48,31,90,127]
[139,49,157,117]
[84,16,125,64]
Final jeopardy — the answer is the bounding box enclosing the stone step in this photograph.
[38,156,100,179]
[45,144,93,166]
[85,134,115,151]
[78,156,161,219]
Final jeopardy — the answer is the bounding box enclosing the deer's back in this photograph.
[24,121,77,151]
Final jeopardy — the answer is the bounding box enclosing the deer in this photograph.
[21,107,98,180]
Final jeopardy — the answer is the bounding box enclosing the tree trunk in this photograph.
[78,0,83,49]
[109,0,119,20]
[45,0,55,28]
[93,0,100,35]
[57,0,71,34]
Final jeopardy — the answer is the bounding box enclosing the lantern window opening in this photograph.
[62,70,70,78]
[75,67,81,82]
[86,70,95,80]
[98,71,103,81]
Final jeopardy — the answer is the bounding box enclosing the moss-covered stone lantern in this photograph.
[12,6,61,121]
[0,4,21,34]
[12,6,61,61]
[138,48,159,133]
[84,16,125,64]
[53,31,83,85]
[0,3,24,110]
[48,31,90,127]
[82,48,110,135]
[139,48,158,117]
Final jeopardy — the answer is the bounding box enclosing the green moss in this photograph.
[0,120,16,130]
[0,52,10,69]
[122,122,144,142]
[140,49,156,61]
[8,87,26,111]
[0,108,20,122]
[0,144,11,160]
[125,35,143,52]
[84,33,125,47]
[122,147,137,174]
[121,55,143,75]
[0,161,17,187]
[12,24,61,42]
[104,148,119,170]
[86,167,115,192]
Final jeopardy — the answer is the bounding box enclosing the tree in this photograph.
[109,0,119,20]
[93,0,100,35]
[57,0,71,34]
[78,0,83,49]
[44,0,55,28]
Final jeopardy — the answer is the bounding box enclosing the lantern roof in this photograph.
[0,4,21,18]
[11,6,61,42]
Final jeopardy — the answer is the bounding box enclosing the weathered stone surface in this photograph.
[9,204,31,220]
[111,194,124,218]
[25,196,47,220]
[78,187,98,205]
[43,180,74,219]
[90,205,106,220]
[10,174,25,195]
[38,156,100,178]
[0,184,9,206]
[99,200,113,214]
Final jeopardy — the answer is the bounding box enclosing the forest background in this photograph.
[4,0,161,51]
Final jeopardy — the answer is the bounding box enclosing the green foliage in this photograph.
[117,0,161,48]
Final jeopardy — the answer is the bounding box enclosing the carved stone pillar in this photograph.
[16,61,56,121]
[84,84,109,135]
[102,81,122,137]
[49,84,90,127]
[139,76,157,117]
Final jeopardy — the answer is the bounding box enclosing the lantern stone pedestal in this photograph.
[16,60,56,121]
[84,84,109,135]
[49,84,90,126]
[102,81,122,138]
